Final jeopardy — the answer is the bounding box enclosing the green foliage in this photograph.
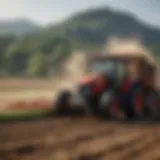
[27,52,47,77]
[150,44,160,57]
[149,43,160,62]
[0,109,49,122]
[0,35,16,69]
[46,38,72,75]
[3,34,72,76]
[5,42,30,75]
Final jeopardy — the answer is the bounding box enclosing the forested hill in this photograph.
[43,7,160,46]
[0,7,160,77]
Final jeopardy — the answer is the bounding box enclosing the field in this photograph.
[0,78,160,160]
[1,117,160,160]
[0,78,73,111]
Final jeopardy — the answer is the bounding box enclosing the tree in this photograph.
[0,35,16,70]
[26,52,47,77]
[47,38,72,75]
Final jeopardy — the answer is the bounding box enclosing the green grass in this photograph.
[0,109,50,122]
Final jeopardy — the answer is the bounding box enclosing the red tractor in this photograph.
[53,53,160,120]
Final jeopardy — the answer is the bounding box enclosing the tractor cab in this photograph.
[88,55,128,89]
[87,50,157,88]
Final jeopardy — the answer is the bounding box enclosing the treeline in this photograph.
[0,35,72,77]
[0,34,159,77]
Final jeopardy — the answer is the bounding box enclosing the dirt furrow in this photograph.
[0,117,100,142]
[72,130,148,159]
[105,131,160,160]
[0,117,159,160]
[4,128,144,160]
[131,134,160,160]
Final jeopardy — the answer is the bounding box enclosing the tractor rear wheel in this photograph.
[143,91,160,119]
[124,105,135,121]
[124,88,142,120]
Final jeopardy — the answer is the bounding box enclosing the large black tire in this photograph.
[143,91,160,119]
[123,89,138,121]
[53,90,71,116]
[98,90,114,120]
[124,105,135,121]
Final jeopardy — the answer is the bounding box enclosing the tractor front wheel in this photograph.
[53,90,72,116]
[98,91,116,120]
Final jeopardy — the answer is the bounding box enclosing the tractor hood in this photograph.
[78,72,108,95]
[78,73,103,85]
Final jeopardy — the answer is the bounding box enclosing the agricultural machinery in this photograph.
[53,51,160,120]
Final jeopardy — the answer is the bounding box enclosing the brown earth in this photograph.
[0,77,75,110]
[0,117,160,160]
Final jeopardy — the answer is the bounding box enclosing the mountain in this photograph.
[2,7,160,76]
[0,18,41,36]
[101,0,160,27]
[44,7,160,46]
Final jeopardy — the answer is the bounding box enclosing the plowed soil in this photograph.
[0,117,160,160]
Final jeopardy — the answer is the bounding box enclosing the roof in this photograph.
[103,37,157,67]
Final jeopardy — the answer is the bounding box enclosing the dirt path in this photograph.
[0,117,159,160]
[0,78,77,110]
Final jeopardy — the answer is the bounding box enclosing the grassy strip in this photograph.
[0,109,51,122]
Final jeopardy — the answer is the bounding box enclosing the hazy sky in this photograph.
[1,0,160,26]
